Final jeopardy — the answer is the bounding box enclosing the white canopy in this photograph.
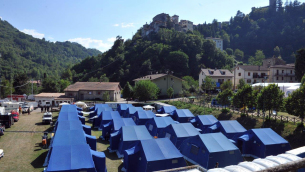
[143,105,155,110]
[59,102,70,106]
[155,114,169,117]
[75,101,87,108]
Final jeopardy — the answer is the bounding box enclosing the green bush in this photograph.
[221,109,230,113]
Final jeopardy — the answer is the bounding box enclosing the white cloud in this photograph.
[121,23,134,28]
[0,16,2,20]
[107,37,116,42]
[113,23,135,28]
[67,37,113,52]
[21,29,45,39]
[48,36,54,40]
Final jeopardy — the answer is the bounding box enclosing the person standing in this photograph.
[19,106,22,115]
[28,107,30,115]
[41,106,43,113]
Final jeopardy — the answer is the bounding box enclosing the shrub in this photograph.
[221,108,230,113]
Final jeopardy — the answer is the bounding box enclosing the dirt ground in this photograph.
[0,108,58,172]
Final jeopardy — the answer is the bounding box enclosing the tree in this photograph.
[257,84,284,118]
[59,79,70,92]
[301,74,305,86]
[285,85,305,125]
[99,74,109,82]
[166,51,189,77]
[133,80,159,102]
[182,76,198,96]
[88,77,99,82]
[295,48,305,81]
[122,82,133,103]
[201,76,216,105]
[216,89,233,109]
[220,80,232,90]
[226,48,233,56]
[41,77,59,92]
[167,87,174,100]
[103,91,110,102]
[0,78,15,98]
[273,46,281,58]
[13,72,30,95]
[232,84,253,114]
[234,49,244,60]
[61,68,72,81]
[248,50,265,66]
[237,79,246,89]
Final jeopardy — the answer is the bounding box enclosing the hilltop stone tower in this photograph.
[270,0,277,9]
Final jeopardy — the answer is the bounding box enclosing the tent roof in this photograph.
[251,128,288,145]
[199,133,239,153]
[196,115,218,125]
[96,107,113,116]
[57,112,80,122]
[47,145,95,171]
[102,111,121,120]
[141,138,183,161]
[162,106,177,113]
[60,105,78,113]
[127,107,143,114]
[56,120,83,131]
[52,130,87,147]
[153,117,176,128]
[122,125,152,141]
[171,123,200,137]
[219,120,246,133]
[135,110,155,119]
[118,104,133,111]
[113,118,136,131]
[174,109,194,118]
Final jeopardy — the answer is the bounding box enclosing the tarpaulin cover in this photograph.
[90,106,113,118]
[117,125,153,155]
[60,105,78,113]
[109,131,120,151]
[157,106,177,114]
[218,120,247,140]
[113,118,136,131]
[122,107,143,118]
[238,128,291,158]
[52,130,87,147]
[132,110,156,125]
[85,133,97,151]
[90,150,107,172]
[57,112,81,122]
[171,109,195,123]
[179,133,243,169]
[92,108,114,128]
[117,104,133,116]
[78,115,85,125]
[159,123,200,148]
[47,145,96,172]
[82,125,91,135]
[191,115,218,133]
[145,117,176,137]
[55,120,83,131]
[100,111,121,132]
[123,138,186,172]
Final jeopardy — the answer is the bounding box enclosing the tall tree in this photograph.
[216,89,233,109]
[167,87,174,100]
[232,84,253,114]
[248,50,265,66]
[201,76,216,105]
[133,80,159,102]
[220,80,233,90]
[237,79,246,89]
[285,85,305,125]
[13,72,30,95]
[295,48,305,81]
[122,82,133,102]
[257,84,284,118]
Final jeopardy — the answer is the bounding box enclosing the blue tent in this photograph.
[92,108,114,128]
[237,128,291,158]
[55,120,91,135]
[60,105,78,113]
[99,111,121,139]
[171,109,195,123]
[158,123,200,148]
[122,107,144,118]
[89,106,113,118]
[123,138,187,172]
[110,125,153,158]
[117,104,134,116]
[208,120,247,140]
[145,117,176,137]
[179,133,243,169]
[103,118,137,141]
[157,106,177,114]
[190,115,218,133]
[90,150,107,172]
[131,110,156,125]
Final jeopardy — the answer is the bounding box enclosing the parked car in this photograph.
[42,112,52,124]
[11,111,19,122]
[0,114,14,128]
[0,149,4,159]
[272,110,277,116]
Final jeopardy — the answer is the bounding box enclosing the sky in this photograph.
[1,0,304,52]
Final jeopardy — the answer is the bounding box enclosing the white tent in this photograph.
[143,105,155,111]
[59,102,70,109]
[75,101,87,108]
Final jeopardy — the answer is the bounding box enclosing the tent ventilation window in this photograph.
[139,157,141,161]
[202,149,205,154]
[190,144,199,155]
[165,133,171,139]
[148,124,153,131]
[229,151,234,154]
[172,159,178,164]
[281,144,286,147]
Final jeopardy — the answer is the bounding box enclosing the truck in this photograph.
[39,101,51,107]
[42,112,52,124]
[0,114,14,128]
[11,111,19,122]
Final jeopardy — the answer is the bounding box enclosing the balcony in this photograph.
[274,73,295,77]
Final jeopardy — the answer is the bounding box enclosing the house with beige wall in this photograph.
[34,93,74,107]
[64,82,121,101]
[269,64,297,83]
[233,65,269,89]
[133,74,183,97]
[199,69,233,88]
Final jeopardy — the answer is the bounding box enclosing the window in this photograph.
[164,78,166,81]
[98,92,101,95]
[254,80,256,83]
[291,70,292,74]
[202,72,203,75]
[282,70,284,73]
[276,77,278,80]
[165,133,171,139]
[277,70,279,74]
[148,124,153,131]
[229,151,235,154]
[171,78,173,81]
[238,73,241,76]
[89,92,92,95]
[228,79,230,81]
[282,77,284,80]
[202,149,205,154]
[172,159,178,164]
[248,72,250,76]
[290,77,292,81]
[68,93,72,96]
[237,67,239,70]
[247,79,251,83]
[210,71,214,74]
[190,144,199,155]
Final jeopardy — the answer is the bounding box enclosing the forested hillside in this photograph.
[195,1,305,63]
[71,30,234,86]
[0,19,101,80]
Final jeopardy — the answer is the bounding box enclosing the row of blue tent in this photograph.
[44,105,107,172]
[89,103,291,171]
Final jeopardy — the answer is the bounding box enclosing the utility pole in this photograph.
[10,68,13,101]
[0,53,2,99]
[32,79,33,95]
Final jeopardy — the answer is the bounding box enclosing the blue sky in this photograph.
[1,0,304,52]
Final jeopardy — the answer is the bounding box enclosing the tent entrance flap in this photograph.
[238,134,251,141]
